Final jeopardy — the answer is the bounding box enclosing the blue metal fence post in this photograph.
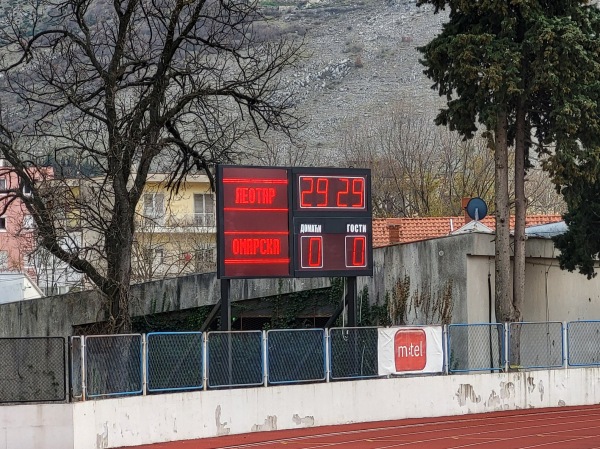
[142,334,148,396]
[443,324,449,375]
[503,323,509,372]
[203,332,208,390]
[263,330,268,387]
[563,321,568,368]
[325,328,330,383]
[81,336,87,401]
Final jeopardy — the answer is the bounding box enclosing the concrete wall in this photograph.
[0,403,73,449]
[3,367,600,449]
[368,233,600,326]
[2,231,600,338]
[367,233,484,324]
[0,273,330,338]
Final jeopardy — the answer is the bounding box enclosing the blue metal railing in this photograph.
[447,323,504,373]
[508,322,564,370]
[267,329,326,385]
[567,321,600,367]
[146,332,204,393]
[60,320,600,401]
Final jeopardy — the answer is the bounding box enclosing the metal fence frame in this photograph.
[567,320,600,367]
[146,332,204,393]
[70,336,84,400]
[206,330,264,389]
[266,328,327,385]
[84,334,143,398]
[0,336,67,404]
[508,321,564,370]
[329,326,380,381]
[447,323,505,374]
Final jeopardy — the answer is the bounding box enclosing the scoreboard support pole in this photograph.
[220,278,231,331]
[345,276,358,327]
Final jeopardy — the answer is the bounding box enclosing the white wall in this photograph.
[4,368,600,449]
[71,367,600,449]
[0,403,72,449]
[0,273,43,304]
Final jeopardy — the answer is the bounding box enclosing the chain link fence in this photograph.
[267,329,326,384]
[20,320,600,403]
[207,331,263,388]
[85,334,143,398]
[448,324,504,373]
[508,322,563,369]
[329,327,379,380]
[70,336,83,400]
[147,332,203,392]
[567,321,600,366]
[0,337,66,403]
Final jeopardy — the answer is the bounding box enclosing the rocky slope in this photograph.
[268,0,448,160]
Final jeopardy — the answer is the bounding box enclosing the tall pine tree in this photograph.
[418,0,600,325]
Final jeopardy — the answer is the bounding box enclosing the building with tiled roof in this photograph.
[373,214,563,248]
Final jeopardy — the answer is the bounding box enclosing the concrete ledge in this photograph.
[68,367,600,448]
[0,403,73,449]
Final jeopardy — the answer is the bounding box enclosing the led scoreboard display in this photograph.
[217,165,372,279]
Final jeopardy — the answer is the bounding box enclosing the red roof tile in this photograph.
[373,214,563,248]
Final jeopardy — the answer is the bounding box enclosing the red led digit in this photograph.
[352,236,366,266]
[336,178,349,207]
[351,178,365,208]
[308,237,322,267]
[300,177,313,207]
[316,178,328,207]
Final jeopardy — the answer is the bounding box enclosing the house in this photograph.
[0,272,44,304]
[132,173,216,281]
[31,172,217,290]
[0,162,53,282]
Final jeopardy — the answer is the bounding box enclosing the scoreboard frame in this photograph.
[216,165,373,279]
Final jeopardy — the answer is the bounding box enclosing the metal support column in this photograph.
[346,276,357,327]
[220,278,231,331]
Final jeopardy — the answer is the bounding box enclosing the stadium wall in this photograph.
[3,367,599,449]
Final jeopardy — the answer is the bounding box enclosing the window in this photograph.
[0,217,6,231]
[0,179,6,190]
[0,251,7,269]
[23,215,34,229]
[22,184,32,196]
[143,247,164,266]
[23,254,34,268]
[194,246,215,272]
[143,193,165,219]
[193,194,215,226]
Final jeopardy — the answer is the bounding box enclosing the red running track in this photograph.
[122,405,600,449]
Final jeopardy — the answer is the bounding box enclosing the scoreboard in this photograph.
[216,165,372,279]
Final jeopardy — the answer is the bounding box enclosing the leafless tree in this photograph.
[337,102,496,217]
[0,0,302,331]
[337,100,563,220]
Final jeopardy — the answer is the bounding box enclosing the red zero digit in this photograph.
[308,237,322,267]
[316,178,328,207]
[352,178,365,207]
[337,178,349,207]
[300,177,313,207]
[352,236,366,266]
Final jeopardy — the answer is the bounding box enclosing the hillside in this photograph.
[266,0,447,160]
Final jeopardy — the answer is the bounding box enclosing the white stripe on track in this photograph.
[211,406,600,449]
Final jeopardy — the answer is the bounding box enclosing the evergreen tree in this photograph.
[418,0,600,322]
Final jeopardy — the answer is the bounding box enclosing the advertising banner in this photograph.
[377,326,444,375]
